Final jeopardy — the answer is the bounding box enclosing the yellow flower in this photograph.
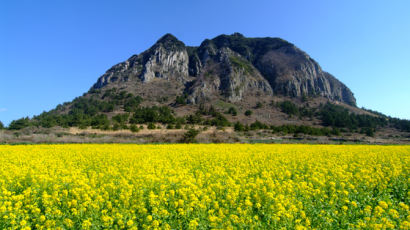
[127,220,134,227]
[39,215,46,222]
[20,219,27,226]
[147,215,153,222]
[379,201,388,209]
[82,219,92,229]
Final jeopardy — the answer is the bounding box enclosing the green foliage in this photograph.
[8,117,31,130]
[129,124,139,133]
[389,117,410,132]
[320,103,387,130]
[196,105,230,127]
[278,101,299,116]
[244,110,252,116]
[112,123,120,131]
[130,106,175,124]
[234,122,245,131]
[250,120,269,130]
[186,113,202,125]
[147,123,156,129]
[175,93,188,105]
[233,120,337,136]
[361,127,375,137]
[112,113,129,125]
[91,114,110,129]
[208,113,230,127]
[255,102,263,109]
[0,121,4,129]
[229,56,253,73]
[197,105,218,116]
[181,129,200,143]
[124,96,143,112]
[227,107,237,116]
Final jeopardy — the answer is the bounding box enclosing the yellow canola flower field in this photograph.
[0,144,409,229]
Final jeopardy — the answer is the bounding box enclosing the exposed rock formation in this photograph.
[92,33,356,106]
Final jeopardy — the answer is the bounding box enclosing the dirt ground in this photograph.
[1,126,409,144]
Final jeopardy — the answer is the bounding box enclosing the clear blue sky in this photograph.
[1,0,409,125]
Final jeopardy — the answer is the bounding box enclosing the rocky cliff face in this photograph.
[91,33,356,106]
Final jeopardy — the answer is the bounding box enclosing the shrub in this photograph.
[147,123,156,129]
[181,129,200,143]
[175,93,188,105]
[234,122,245,131]
[130,124,139,133]
[175,123,182,129]
[227,107,237,116]
[244,110,252,116]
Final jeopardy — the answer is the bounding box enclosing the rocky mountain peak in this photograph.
[91,33,356,106]
[152,33,186,51]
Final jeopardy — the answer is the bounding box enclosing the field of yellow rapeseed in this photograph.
[0,144,409,229]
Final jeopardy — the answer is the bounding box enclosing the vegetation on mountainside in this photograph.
[4,87,410,138]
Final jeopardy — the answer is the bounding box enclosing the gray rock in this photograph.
[91,33,356,106]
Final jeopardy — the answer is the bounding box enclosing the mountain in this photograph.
[5,33,410,142]
[91,33,356,106]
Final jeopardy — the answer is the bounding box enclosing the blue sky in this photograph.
[1,0,409,125]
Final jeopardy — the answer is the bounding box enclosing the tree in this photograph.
[0,121,4,129]
[279,101,299,116]
[8,117,30,130]
[244,110,252,116]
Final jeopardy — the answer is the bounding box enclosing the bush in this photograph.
[255,102,263,109]
[130,124,139,133]
[112,123,120,131]
[234,122,245,131]
[147,123,156,129]
[181,129,200,143]
[175,93,188,105]
[227,107,237,116]
[244,110,252,116]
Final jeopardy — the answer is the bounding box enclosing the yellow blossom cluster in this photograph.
[0,144,409,229]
